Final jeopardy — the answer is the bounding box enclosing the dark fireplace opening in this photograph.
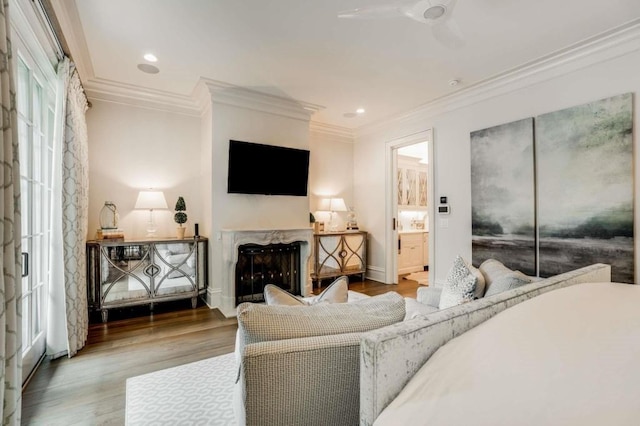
[235,242,301,305]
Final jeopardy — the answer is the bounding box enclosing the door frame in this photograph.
[384,129,435,283]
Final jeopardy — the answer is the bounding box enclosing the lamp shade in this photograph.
[329,198,348,212]
[135,191,168,210]
[317,198,332,211]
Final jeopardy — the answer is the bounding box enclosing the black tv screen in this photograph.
[227,140,310,196]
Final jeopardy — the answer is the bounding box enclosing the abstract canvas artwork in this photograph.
[470,118,536,275]
[536,93,634,282]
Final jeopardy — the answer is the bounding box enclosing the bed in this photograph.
[373,282,640,425]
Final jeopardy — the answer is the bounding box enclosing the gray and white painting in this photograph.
[536,93,633,282]
[471,118,536,275]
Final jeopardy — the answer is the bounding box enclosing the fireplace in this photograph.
[216,228,313,317]
[235,242,301,305]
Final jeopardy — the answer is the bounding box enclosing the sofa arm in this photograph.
[360,263,612,426]
[238,333,363,426]
[359,301,500,426]
[416,286,441,307]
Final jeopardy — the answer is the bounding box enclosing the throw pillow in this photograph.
[416,286,442,308]
[439,255,478,310]
[479,258,513,286]
[263,284,306,306]
[313,276,349,304]
[469,263,486,298]
[263,276,349,306]
[404,297,439,320]
[483,270,533,297]
[479,259,533,297]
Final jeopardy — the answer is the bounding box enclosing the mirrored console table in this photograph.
[86,237,208,322]
[311,231,367,286]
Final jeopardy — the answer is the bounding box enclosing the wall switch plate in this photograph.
[439,218,449,228]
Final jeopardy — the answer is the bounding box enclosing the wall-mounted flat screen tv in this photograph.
[227,140,310,196]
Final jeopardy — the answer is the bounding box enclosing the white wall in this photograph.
[201,94,313,307]
[86,100,202,240]
[208,104,312,231]
[355,44,640,286]
[309,131,354,226]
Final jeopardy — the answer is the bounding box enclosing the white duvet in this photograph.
[375,282,640,426]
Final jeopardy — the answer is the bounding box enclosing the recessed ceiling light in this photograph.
[144,53,158,62]
[356,108,365,114]
[448,79,460,87]
[137,63,160,74]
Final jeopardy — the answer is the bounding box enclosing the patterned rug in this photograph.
[404,271,429,286]
[126,352,237,425]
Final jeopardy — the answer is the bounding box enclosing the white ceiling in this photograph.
[55,0,640,129]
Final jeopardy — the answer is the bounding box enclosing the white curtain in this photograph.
[47,59,89,358]
[47,58,69,358]
[0,0,22,423]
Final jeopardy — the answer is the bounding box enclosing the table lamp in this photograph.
[135,190,168,237]
[329,197,348,231]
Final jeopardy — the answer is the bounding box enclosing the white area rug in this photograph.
[126,353,236,425]
[404,271,429,286]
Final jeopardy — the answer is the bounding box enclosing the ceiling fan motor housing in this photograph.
[424,5,446,20]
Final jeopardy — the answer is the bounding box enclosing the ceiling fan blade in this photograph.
[431,18,465,48]
[338,5,404,19]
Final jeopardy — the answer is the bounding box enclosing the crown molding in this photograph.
[82,75,327,120]
[47,0,94,82]
[357,18,640,139]
[309,121,355,144]
[84,78,201,116]
[195,78,324,122]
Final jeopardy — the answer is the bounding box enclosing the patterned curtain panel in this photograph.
[61,67,90,357]
[0,0,22,423]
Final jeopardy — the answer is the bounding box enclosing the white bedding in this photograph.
[375,282,640,426]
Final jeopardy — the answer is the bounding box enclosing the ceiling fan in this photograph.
[338,0,464,48]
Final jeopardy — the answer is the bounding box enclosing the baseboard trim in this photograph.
[366,266,386,283]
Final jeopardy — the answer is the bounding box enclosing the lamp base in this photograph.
[146,221,157,237]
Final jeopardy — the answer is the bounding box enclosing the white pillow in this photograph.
[469,263,486,298]
[263,276,348,306]
[439,255,478,310]
[479,259,532,297]
[484,270,532,297]
[404,297,439,320]
[263,284,306,305]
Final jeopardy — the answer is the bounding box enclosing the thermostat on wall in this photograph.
[438,204,450,214]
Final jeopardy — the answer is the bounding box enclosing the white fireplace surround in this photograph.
[218,228,314,316]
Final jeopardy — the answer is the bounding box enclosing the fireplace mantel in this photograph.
[218,228,313,316]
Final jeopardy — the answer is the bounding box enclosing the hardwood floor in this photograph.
[21,278,421,425]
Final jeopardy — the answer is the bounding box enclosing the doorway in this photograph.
[16,50,56,383]
[385,130,435,285]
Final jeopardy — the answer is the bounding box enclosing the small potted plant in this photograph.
[174,196,188,239]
